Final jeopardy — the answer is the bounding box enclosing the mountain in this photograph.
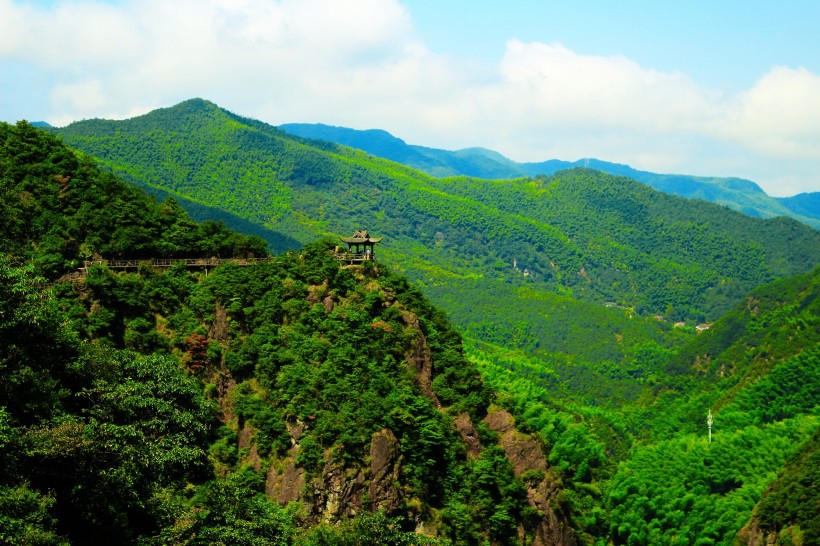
[778,191,820,219]
[740,427,820,545]
[470,263,820,544]
[279,123,524,179]
[604,265,820,545]
[279,123,820,229]
[0,119,575,545]
[7,103,819,545]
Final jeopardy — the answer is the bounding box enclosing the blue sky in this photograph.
[2,0,819,196]
[407,1,820,91]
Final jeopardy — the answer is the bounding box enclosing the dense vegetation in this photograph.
[474,265,820,545]
[51,100,820,319]
[1,120,562,545]
[742,427,820,544]
[1,120,268,278]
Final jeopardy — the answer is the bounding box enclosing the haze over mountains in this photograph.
[279,123,820,230]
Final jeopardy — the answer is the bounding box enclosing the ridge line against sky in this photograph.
[1,0,819,196]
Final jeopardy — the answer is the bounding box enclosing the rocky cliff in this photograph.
[198,242,578,544]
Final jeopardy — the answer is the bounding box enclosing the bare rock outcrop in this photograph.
[237,423,263,470]
[267,456,306,504]
[369,428,403,513]
[737,519,801,546]
[454,412,483,458]
[314,457,366,522]
[208,302,230,341]
[267,428,405,524]
[402,310,440,407]
[484,406,577,546]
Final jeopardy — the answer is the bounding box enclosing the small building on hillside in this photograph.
[335,229,382,263]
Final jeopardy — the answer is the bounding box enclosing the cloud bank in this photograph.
[1,0,818,196]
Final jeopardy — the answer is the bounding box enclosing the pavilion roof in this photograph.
[340,229,382,244]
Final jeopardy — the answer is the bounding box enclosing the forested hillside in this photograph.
[1,120,576,545]
[477,266,820,545]
[278,122,820,229]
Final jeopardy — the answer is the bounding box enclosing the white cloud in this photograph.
[715,66,820,158]
[1,0,818,195]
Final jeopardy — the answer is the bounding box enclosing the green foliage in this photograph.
[607,416,816,546]
[752,427,820,543]
[155,471,298,546]
[298,511,444,546]
[0,259,217,544]
[0,120,268,279]
[234,383,291,457]
[0,483,68,546]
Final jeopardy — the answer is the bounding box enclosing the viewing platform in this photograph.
[332,251,377,263]
[334,229,382,264]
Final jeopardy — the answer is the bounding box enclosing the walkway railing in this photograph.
[333,252,376,263]
[49,257,274,283]
[82,257,273,271]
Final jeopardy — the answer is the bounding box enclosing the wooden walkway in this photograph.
[55,257,274,283]
[82,257,272,271]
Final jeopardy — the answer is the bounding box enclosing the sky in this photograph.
[1,0,819,196]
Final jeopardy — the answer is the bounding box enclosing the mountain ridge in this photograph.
[279,122,820,229]
[0,119,576,544]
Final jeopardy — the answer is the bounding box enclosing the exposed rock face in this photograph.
[286,420,305,444]
[322,295,334,313]
[314,457,366,523]
[267,455,306,504]
[307,281,328,304]
[237,423,263,470]
[484,405,516,434]
[267,428,403,524]
[454,412,482,458]
[369,428,403,513]
[484,406,577,546]
[402,310,440,407]
[209,302,230,341]
[737,521,771,546]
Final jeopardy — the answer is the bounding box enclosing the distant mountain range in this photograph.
[279,123,820,229]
